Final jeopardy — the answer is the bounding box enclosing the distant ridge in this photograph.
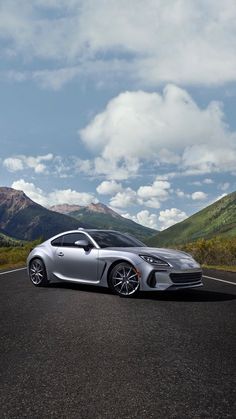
[50,202,157,241]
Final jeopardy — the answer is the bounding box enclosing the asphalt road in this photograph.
[0,269,236,419]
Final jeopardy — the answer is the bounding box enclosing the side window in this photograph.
[51,236,63,247]
[62,233,90,248]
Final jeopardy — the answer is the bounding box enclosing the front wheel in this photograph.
[109,262,140,297]
[29,258,48,287]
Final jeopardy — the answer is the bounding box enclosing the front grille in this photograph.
[170,272,202,284]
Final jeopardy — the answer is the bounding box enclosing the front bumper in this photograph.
[140,266,203,291]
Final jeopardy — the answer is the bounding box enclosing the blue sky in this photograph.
[0,0,236,230]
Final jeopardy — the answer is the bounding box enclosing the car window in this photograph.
[51,236,63,247]
[51,232,90,248]
[61,232,90,248]
[89,231,146,248]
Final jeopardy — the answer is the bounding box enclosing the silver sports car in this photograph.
[27,229,203,296]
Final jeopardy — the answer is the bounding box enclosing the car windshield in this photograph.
[89,231,146,248]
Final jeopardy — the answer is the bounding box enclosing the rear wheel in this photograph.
[109,262,140,297]
[29,258,48,287]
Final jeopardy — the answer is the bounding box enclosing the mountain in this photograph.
[50,202,157,241]
[0,187,89,241]
[147,191,236,247]
[0,187,156,242]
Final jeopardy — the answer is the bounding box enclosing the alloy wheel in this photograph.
[29,259,48,286]
[110,263,140,296]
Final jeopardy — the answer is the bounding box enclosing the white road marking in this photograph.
[203,275,236,286]
[0,267,27,275]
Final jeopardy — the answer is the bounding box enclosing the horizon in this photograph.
[1,185,235,233]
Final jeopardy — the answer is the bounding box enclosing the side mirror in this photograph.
[74,239,91,251]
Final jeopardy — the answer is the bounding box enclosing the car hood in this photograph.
[106,246,188,258]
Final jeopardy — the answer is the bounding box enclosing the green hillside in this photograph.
[147,191,236,247]
[70,208,156,242]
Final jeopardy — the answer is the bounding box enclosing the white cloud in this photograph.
[3,154,53,174]
[123,210,158,230]
[191,191,208,201]
[110,188,137,209]
[11,180,45,205]
[176,189,190,198]
[142,198,162,210]
[11,179,97,207]
[94,156,140,180]
[135,210,158,230]
[96,180,122,195]
[3,157,24,172]
[118,207,188,230]
[80,85,236,179]
[158,208,187,230]
[109,177,172,209]
[1,1,236,88]
[219,182,230,191]
[137,180,170,200]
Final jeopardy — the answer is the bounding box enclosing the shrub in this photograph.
[179,237,236,266]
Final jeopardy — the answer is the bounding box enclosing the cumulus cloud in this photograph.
[123,210,158,230]
[110,188,137,209]
[191,191,208,201]
[80,85,236,179]
[1,1,236,88]
[109,177,172,209]
[3,154,53,174]
[11,179,97,207]
[158,208,188,230]
[124,207,188,230]
[137,180,170,200]
[96,180,122,195]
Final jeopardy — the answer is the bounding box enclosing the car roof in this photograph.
[49,229,123,240]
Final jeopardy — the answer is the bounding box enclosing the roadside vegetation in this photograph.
[0,239,42,270]
[179,237,236,272]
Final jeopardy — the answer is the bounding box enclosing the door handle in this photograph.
[58,252,64,257]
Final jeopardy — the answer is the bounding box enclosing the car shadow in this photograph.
[48,281,112,295]
[48,282,236,302]
[138,288,236,302]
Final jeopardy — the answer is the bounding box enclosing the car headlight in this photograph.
[139,254,170,267]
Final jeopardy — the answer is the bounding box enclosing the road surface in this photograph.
[0,268,236,418]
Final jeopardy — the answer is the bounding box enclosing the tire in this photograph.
[109,262,140,297]
[29,258,48,287]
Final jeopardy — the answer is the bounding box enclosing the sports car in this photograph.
[27,229,203,297]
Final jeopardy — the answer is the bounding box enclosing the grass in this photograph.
[0,239,41,271]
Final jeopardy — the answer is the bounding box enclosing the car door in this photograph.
[52,232,99,283]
